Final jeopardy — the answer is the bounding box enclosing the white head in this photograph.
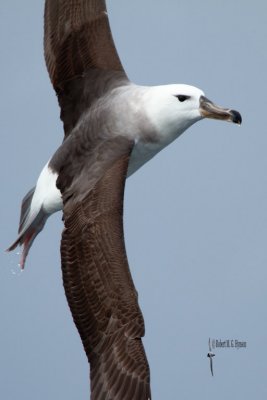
[143,84,241,145]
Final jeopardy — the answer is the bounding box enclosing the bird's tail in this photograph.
[6,187,48,269]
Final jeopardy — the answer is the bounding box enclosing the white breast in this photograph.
[127,140,167,177]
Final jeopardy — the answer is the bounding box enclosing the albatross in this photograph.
[7,1,242,399]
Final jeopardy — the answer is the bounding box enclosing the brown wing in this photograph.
[44,0,124,90]
[59,148,151,399]
[44,0,128,136]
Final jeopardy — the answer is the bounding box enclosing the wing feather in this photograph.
[44,2,150,397]
[59,150,151,399]
[44,0,128,137]
[44,0,124,90]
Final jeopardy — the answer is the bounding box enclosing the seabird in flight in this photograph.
[207,338,215,376]
[7,1,241,398]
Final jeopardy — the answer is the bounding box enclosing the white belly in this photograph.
[33,161,62,215]
[35,139,168,217]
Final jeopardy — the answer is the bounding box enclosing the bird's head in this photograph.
[144,84,241,143]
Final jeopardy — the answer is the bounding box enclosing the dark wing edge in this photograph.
[44,0,128,137]
[44,0,125,91]
[59,148,151,399]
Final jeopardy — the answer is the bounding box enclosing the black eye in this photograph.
[175,95,190,102]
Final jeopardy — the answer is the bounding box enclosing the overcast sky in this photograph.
[1,1,267,399]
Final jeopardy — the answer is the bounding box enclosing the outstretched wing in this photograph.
[209,357,214,377]
[58,145,151,399]
[44,0,128,136]
[44,1,150,397]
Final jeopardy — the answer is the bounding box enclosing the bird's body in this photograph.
[208,338,215,376]
[8,82,208,267]
[7,1,241,398]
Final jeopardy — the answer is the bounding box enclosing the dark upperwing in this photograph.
[44,1,151,398]
[44,0,128,137]
[60,147,151,399]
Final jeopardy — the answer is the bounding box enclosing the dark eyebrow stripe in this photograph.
[174,94,191,102]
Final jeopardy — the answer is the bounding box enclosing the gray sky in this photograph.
[1,1,267,399]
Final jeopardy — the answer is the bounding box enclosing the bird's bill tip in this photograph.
[199,95,242,125]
